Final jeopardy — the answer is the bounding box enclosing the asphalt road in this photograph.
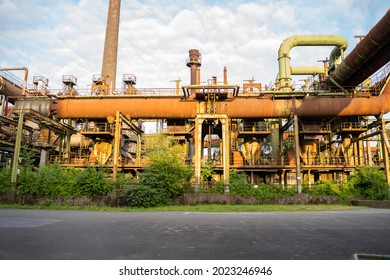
[1,208,390,260]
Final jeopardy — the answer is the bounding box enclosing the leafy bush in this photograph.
[0,167,13,192]
[347,167,388,200]
[121,185,171,208]
[228,169,255,196]
[139,135,193,198]
[35,165,70,197]
[71,167,112,196]
[302,180,338,196]
[228,170,295,201]
[17,168,39,195]
[112,172,135,192]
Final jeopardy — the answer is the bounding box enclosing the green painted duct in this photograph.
[290,66,325,75]
[278,35,348,91]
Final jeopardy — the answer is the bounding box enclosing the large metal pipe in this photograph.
[0,76,23,97]
[290,66,325,75]
[341,40,390,87]
[329,9,390,87]
[0,67,28,96]
[55,75,390,119]
[56,96,198,119]
[278,35,348,90]
[101,0,121,93]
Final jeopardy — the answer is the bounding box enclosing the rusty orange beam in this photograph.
[55,78,390,119]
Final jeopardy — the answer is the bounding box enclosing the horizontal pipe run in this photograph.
[278,35,348,90]
[329,9,390,87]
[0,67,28,96]
[341,40,390,87]
[290,66,325,75]
[54,76,390,119]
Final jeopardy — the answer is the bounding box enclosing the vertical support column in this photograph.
[11,110,24,183]
[64,119,72,163]
[40,150,49,166]
[137,134,142,166]
[279,120,285,166]
[194,117,204,192]
[271,121,280,164]
[221,116,230,192]
[65,131,71,163]
[0,95,5,116]
[207,125,212,161]
[353,142,358,166]
[358,139,364,166]
[380,118,390,187]
[113,111,121,180]
[137,119,143,165]
[366,139,372,166]
[294,115,302,193]
[284,170,288,188]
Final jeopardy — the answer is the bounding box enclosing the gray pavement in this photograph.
[1,208,390,260]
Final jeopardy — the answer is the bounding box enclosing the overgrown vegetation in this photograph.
[120,134,194,207]
[347,167,388,200]
[229,170,296,200]
[0,140,389,208]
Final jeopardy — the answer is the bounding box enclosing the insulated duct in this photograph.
[278,35,348,90]
[54,75,390,119]
[328,9,390,87]
[0,67,28,97]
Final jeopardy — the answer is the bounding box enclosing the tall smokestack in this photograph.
[186,49,202,85]
[102,0,121,94]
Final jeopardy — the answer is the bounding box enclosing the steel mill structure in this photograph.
[1,0,390,193]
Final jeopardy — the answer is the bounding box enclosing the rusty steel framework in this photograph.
[1,1,390,192]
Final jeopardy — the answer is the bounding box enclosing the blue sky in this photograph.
[0,0,388,90]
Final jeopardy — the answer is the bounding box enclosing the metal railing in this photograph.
[78,122,115,134]
[0,69,24,88]
[237,121,271,133]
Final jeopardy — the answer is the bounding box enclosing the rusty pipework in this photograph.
[55,75,390,119]
[0,67,28,96]
[328,9,390,87]
[186,49,202,85]
[101,0,121,94]
[278,35,348,90]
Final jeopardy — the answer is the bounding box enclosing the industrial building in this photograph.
[1,0,390,193]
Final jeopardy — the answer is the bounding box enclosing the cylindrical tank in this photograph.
[70,133,92,148]
[14,99,51,116]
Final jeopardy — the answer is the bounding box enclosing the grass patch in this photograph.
[0,203,364,212]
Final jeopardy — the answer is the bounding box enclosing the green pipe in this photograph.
[290,66,325,75]
[278,35,348,91]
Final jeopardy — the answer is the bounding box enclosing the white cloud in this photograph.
[0,0,388,91]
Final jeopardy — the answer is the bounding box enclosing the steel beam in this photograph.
[11,110,24,183]
[294,115,302,193]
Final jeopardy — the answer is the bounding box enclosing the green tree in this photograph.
[71,167,112,196]
[139,134,193,198]
[0,167,13,192]
[17,146,38,195]
[348,167,389,200]
[35,165,70,197]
